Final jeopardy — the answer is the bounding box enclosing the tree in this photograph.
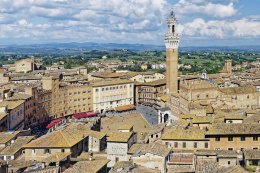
[64,63,72,69]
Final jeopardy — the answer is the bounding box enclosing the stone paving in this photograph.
[136,105,158,125]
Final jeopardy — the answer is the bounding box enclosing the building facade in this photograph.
[135,79,166,109]
[92,79,134,113]
[15,58,35,73]
[42,76,93,118]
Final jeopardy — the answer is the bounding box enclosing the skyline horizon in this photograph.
[1,41,260,48]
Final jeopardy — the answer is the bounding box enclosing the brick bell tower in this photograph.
[165,10,180,95]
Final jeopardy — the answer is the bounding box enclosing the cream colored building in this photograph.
[170,79,260,117]
[42,76,93,118]
[23,128,88,161]
[91,79,134,113]
[15,58,35,73]
[130,72,165,83]
[0,136,34,161]
[161,126,209,151]
[205,123,260,151]
[0,100,25,130]
[129,143,171,173]
[107,130,137,167]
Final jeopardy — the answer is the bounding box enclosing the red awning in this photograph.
[73,112,97,119]
[46,117,65,129]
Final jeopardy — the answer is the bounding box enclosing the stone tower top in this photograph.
[165,10,180,49]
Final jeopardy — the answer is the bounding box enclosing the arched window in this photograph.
[172,25,175,33]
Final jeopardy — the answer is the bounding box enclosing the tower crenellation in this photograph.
[164,11,180,49]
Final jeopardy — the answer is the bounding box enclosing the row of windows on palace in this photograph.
[166,142,209,149]
[193,94,252,100]
[215,136,259,141]
[95,84,133,92]
[53,98,92,104]
[98,99,132,106]
[52,91,92,97]
[53,104,92,109]
[53,105,92,112]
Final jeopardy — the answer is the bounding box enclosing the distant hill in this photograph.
[0,42,259,55]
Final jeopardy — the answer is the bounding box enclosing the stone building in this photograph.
[23,128,88,161]
[0,131,26,149]
[243,149,260,168]
[205,123,260,151]
[217,86,259,109]
[91,79,134,114]
[106,126,137,167]
[130,72,165,83]
[128,143,171,173]
[0,100,25,130]
[15,58,35,73]
[135,79,166,109]
[161,126,209,151]
[195,150,240,168]
[0,136,34,161]
[42,76,93,118]
[220,59,233,74]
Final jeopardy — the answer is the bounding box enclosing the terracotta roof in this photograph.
[243,114,260,123]
[107,132,133,143]
[129,143,171,157]
[0,131,20,144]
[244,149,260,160]
[162,127,207,141]
[218,86,256,95]
[180,114,212,124]
[6,93,32,101]
[0,100,24,110]
[136,79,166,86]
[0,136,34,155]
[219,165,250,173]
[147,123,165,135]
[66,123,106,139]
[7,160,38,169]
[169,154,194,165]
[63,158,109,173]
[41,152,71,163]
[11,76,41,81]
[30,123,106,148]
[0,112,7,121]
[117,124,133,131]
[206,123,260,136]
[128,144,144,154]
[24,129,84,148]
[195,150,238,158]
[181,80,217,90]
[91,72,127,78]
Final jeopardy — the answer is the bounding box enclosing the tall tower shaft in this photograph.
[165,11,179,95]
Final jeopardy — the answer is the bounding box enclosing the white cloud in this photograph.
[0,0,167,44]
[180,17,260,38]
[0,0,259,45]
[174,0,237,18]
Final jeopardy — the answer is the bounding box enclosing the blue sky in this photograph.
[0,0,259,47]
